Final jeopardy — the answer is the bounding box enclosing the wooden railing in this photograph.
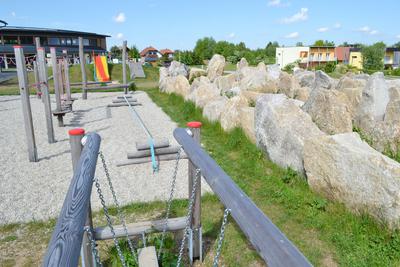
[42,133,101,266]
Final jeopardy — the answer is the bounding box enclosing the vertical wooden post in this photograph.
[122,40,127,94]
[14,46,38,162]
[58,62,64,96]
[3,54,8,70]
[187,121,202,263]
[79,37,88,99]
[33,61,41,99]
[37,47,56,143]
[50,47,64,127]
[63,57,72,101]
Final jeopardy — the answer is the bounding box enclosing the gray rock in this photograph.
[304,132,400,229]
[239,107,256,143]
[214,73,238,93]
[255,94,325,174]
[186,81,220,108]
[168,61,189,77]
[220,96,248,131]
[203,97,228,122]
[313,70,334,90]
[236,58,249,70]
[189,67,206,81]
[266,64,281,80]
[207,54,226,82]
[294,70,315,87]
[278,72,301,98]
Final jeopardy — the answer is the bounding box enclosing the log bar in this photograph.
[173,128,312,267]
[84,83,131,90]
[117,153,187,167]
[94,216,186,240]
[112,99,137,103]
[127,145,181,159]
[136,139,170,150]
[107,102,142,108]
[42,133,101,267]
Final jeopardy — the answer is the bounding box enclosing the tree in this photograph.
[214,41,235,59]
[361,42,386,70]
[393,41,400,48]
[193,37,216,62]
[110,45,122,58]
[128,45,140,59]
[313,40,335,46]
[296,42,304,46]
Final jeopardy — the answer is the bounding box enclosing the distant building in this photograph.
[349,48,363,69]
[0,26,109,67]
[307,46,336,68]
[384,47,400,69]
[160,49,174,60]
[335,46,350,64]
[275,46,309,69]
[140,46,161,64]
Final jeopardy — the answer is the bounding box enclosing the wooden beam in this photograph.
[84,83,130,91]
[70,81,112,86]
[122,40,127,94]
[116,153,187,167]
[136,139,170,151]
[107,102,141,108]
[43,133,101,267]
[94,217,186,240]
[127,146,181,159]
[112,99,137,103]
[138,246,159,267]
[79,37,87,99]
[173,128,312,267]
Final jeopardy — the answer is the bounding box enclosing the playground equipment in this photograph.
[93,54,110,82]
[78,38,133,99]
[42,123,312,267]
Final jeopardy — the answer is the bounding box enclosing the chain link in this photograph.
[158,147,183,259]
[94,177,127,267]
[84,226,103,267]
[176,168,201,267]
[99,151,138,263]
[213,208,231,267]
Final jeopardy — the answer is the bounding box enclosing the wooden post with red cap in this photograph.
[187,121,203,262]
[68,128,94,267]
[14,45,38,162]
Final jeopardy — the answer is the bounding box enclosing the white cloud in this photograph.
[113,12,126,23]
[228,32,236,39]
[369,30,378,35]
[317,27,329,32]
[115,33,124,39]
[267,0,289,7]
[333,23,341,29]
[281,8,308,24]
[11,11,16,17]
[285,32,299,38]
[359,26,370,32]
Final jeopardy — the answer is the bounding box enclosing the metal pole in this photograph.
[33,61,41,99]
[50,47,64,127]
[14,46,38,162]
[37,47,56,143]
[122,40,127,94]
[187,121,202,263]
[79,37,88,99]
[68,128,95,267]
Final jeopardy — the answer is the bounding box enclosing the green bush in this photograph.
[283,63,295,73]
[323,62,336,73]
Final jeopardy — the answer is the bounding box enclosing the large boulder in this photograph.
[355,72,390,126]
[207,54,225,82]
[302,89,353,134]
[336,75,366,90]
[339,87,363,118]
[203,97,228,122]
[220,96,248,131]
[385,87,400,124]
[189,67,206,81]
[239,91,264,104]
[164,75,190,97]
[187,82,220,108]
[304,132,400,229]
[214,73,238,93]
[239,66,278,93]
[294,69,314,87]
[266,64,281,80]
[239,107,256,143]
[159,67,169,89]
[313,70,334,90]
[236,57,248,70]
[278,72,301,98]
[168,61,188,77]
[189,76,211,94]
[255,94,325,174]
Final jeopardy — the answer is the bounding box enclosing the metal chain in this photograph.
[158,147,183,259]
[213,208,231,267]
[99,151,138,263]
[94,177,127,267]
[176,168,201,267]
[84,226,103,267]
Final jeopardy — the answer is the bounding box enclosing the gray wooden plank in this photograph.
[127,146,181,159]
[138,246,159,267]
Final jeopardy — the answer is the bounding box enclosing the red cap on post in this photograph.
[68,128,85,136]
[187,121,202,128]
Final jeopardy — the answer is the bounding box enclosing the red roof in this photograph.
[160,49,174,55]
[140,46,158,57]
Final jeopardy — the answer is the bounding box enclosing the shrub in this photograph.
[323,62,336,73]
[283,63,295,73]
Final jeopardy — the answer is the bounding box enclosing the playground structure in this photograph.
[42,121,312,267]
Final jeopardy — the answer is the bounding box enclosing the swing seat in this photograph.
[138,246,159,267]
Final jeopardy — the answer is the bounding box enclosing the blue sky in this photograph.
[1,0,400,50]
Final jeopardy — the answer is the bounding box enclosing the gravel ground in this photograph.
[0,91,210,225]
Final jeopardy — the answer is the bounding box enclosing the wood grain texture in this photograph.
[127,146,180,159]
[42,133,101,267]
[174,128,312,267]
[117,153,187,167]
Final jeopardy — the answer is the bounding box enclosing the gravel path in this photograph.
[0,91,210,225]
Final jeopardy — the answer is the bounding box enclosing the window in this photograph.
[20,36,34,45]
[72,38,78,45]
[60,38,66,45]
[48,37,60,45]
[318,53,322,61]
[310,53,314,61]
[3,36,18,45]
[66,38,72,45]
[326,53,330,60]
[89,38,97,46]
[83,38,89,46]
[39,38,48,46]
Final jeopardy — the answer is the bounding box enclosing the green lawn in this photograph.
[2,67,400,266]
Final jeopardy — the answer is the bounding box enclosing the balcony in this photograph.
[308,56,337,62]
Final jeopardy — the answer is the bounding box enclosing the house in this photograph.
[335,47,350,64]
[349,48,363,69]
[140,46,161,64]
[384,47,400,69]
[275,46,309,69]
[307,46,336,68]
[160,49,174,60]
[0,26,109,68]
